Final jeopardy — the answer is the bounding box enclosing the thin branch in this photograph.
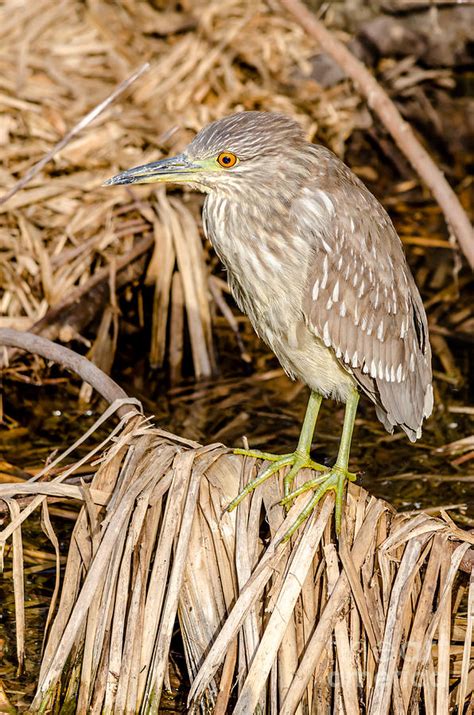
[279,0,474,268]
[0,329,137,419]
[0,62,150,207]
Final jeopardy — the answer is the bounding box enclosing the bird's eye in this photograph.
[217,151,238,168]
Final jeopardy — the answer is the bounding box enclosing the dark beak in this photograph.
[103,153,202,186]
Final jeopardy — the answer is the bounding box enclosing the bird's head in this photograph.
[104,111,308,197]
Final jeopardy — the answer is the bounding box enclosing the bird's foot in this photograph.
[228,448,329,513]
[280,465,357,539]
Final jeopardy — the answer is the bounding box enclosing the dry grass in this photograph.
[1,405,473,713]
[0,0,366,381]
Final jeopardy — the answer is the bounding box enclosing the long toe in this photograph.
[227,454,294,511]
[282,454,327,499]
[234,448,293,462]
[281,466,356,540]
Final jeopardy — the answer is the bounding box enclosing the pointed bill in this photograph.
[103,154,204,186]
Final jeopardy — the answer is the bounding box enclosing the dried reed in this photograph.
[1,404,472,713]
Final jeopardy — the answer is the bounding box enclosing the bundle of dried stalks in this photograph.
[0,0,365,380]
[1,406,473,713]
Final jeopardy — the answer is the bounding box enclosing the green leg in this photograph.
[281,389,359,539]
[227,391,328,512]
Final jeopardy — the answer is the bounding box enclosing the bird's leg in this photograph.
[280,389,359,538]
[228,391,328,512]
[282,390,326,498]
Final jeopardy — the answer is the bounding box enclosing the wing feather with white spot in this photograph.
[295,157,433,441]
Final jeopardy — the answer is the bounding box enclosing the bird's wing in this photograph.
[295,165,433,441]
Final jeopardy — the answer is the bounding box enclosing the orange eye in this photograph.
[217,151,238,168]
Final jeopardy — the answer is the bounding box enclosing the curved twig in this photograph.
[279,0,474,268]
[0,329,137,419]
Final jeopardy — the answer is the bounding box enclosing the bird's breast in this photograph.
[204,193,307,320]
[204,194,309,289]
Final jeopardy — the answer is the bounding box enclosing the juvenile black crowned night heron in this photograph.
[105,111,433,535]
